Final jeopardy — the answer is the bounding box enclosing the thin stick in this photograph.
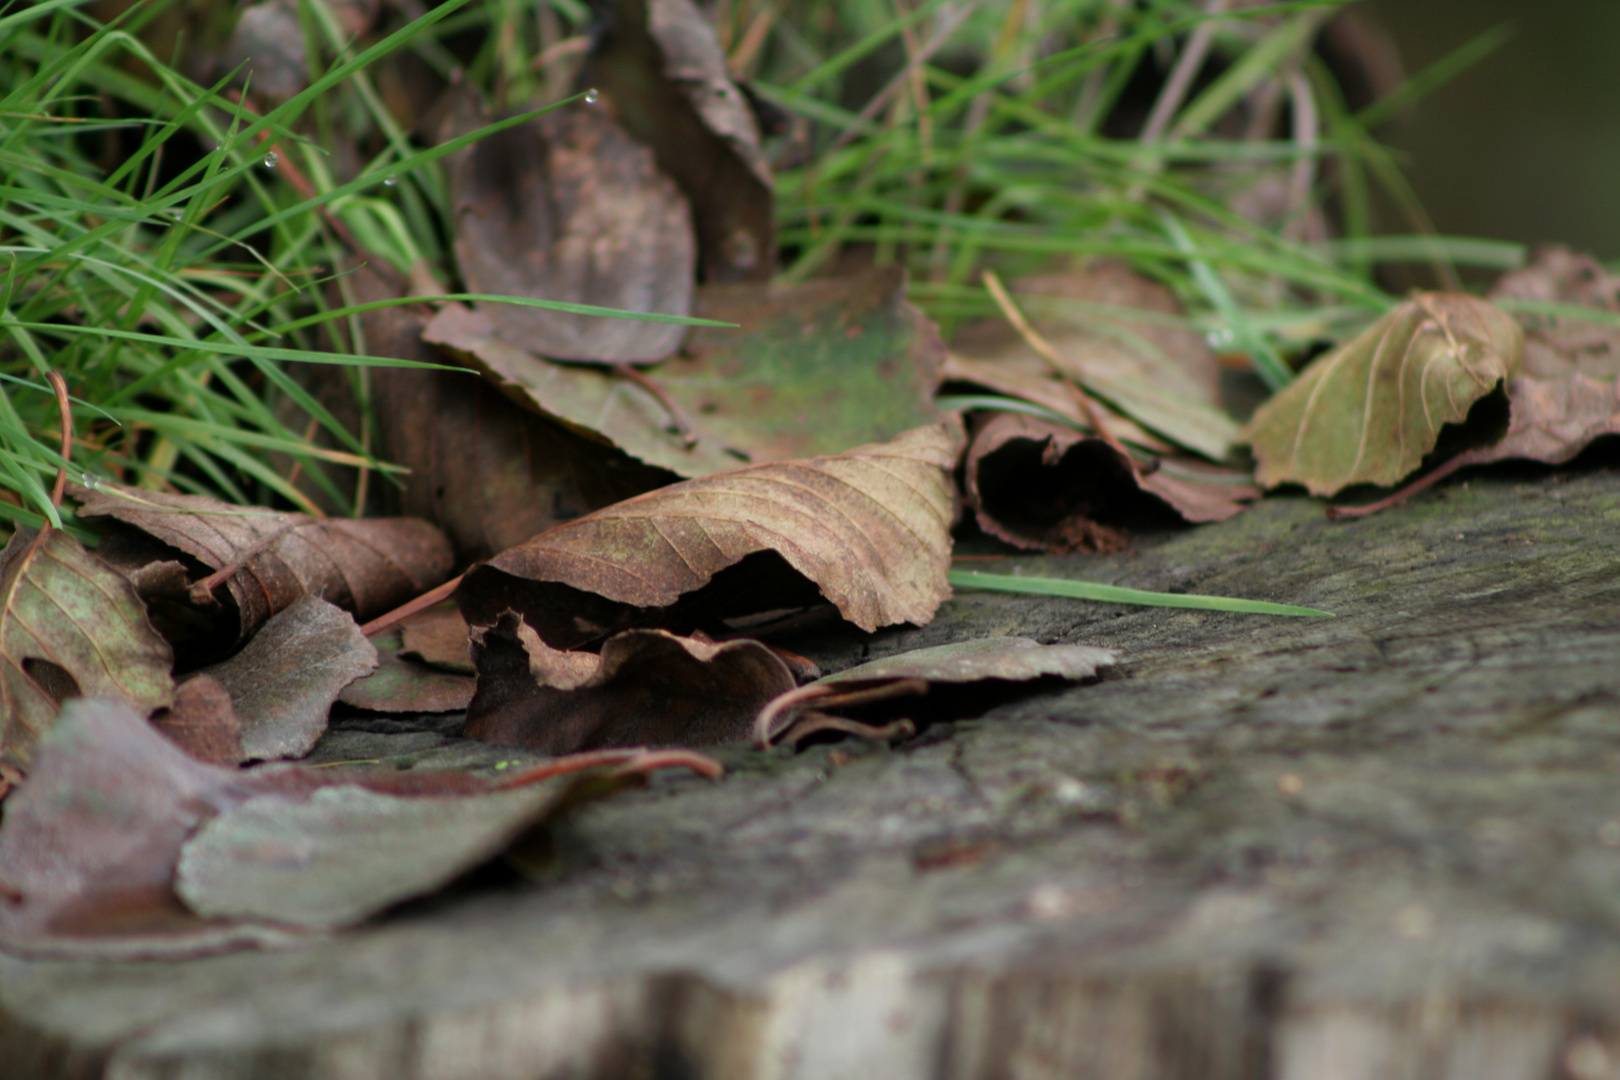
[980,271,1132,460]
[360,573,464,638]
[46,372,70,511]
[1325,455,1470,520]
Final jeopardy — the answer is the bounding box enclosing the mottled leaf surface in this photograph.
[73,483,453,648]
[152,675,244,766]
[457,423,959,643]
[451,103,694,363]
[657,267,944,462]
[0,529,174,769]
[1241,294,1523,495]
[465,613,794,753]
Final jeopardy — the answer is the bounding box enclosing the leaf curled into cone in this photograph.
[73,482,453,654]
[464,612,796,754]
[0,528,174,770]
[754,637,1117,747]
[450,101,695,364]
[457,422,960,647]
[1240,293,1523,496]
[966,413,1257,553]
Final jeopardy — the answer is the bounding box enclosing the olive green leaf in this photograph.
[1240,294,1523,495]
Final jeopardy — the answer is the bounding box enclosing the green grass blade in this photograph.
[949,569,1332,617]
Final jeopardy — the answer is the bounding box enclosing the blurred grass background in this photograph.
[1369,0,1620,263]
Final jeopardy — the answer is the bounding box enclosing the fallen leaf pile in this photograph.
[7,0,1616,964]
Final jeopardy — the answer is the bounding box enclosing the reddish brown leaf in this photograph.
[199,596,378,761]
[152,675,244,766]
[965,413,1258,553]
[585,0,773,281]
[1489,246,1620,379]
[450,101,695,363]
[465,613,795,753]
[72,482,453,652]
[0,528,174,770]
[457,423,960,647]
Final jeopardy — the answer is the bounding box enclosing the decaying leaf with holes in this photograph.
[456,423,960,650]
[1240,294,1523,496]
[72,482,452,661]
[0,528,174,770]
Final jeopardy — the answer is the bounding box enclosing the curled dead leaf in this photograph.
[1240,293,1523,496]
[966,413,1257,553]
[74,482,453,655]
[465,613,796,753]
[457,422,960,647]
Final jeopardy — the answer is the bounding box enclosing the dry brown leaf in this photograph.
[464,612,795,753]
[456,423,960,647]
[966,413,1257,553]
[422,302,744,479]
[450,102,695,363]
[585,0,773,281]
[349,267,674,564]
[1240,293,1523,496]
[0,528,174,770]
[1489,246,1620,379]
[951,261,1235,459]
[72,482,453,652]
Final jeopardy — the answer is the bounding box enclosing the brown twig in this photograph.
[359,573,465,638]
[980,270,1133,461]
[188,517,310,607]
[781,713,915,749]
[613,363,698,447]
[614,748,725,780]
[483,746,724,790]
[46,372,71,512]
[1325,455,1470,520]
[753,677,928,747]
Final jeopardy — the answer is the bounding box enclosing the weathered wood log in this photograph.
[4,463,1620,1079]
